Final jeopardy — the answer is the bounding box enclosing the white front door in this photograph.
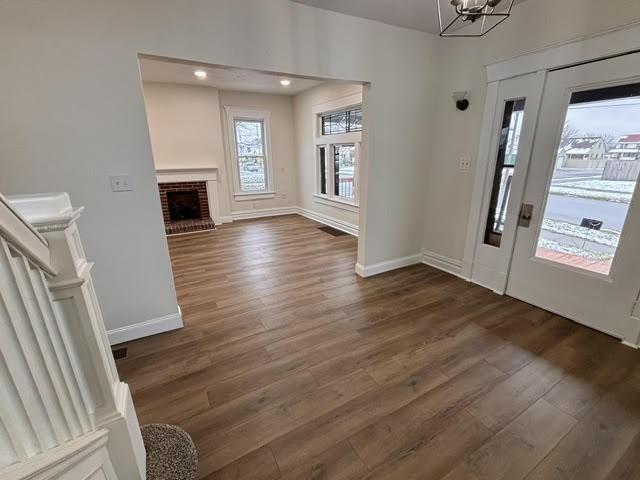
[506,53,640,344]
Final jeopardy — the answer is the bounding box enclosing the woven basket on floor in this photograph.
[141,424,198,480]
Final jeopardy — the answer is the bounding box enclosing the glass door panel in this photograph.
[484,98,526,247]
[534,83,640,275]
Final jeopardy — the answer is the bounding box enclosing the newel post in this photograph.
[8,193,146,480]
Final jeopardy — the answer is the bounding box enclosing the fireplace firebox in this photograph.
[158,181,215,235]
[167,190,201,221]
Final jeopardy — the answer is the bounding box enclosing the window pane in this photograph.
[535,83,640,275]
[484,98,526,247]
[319,146,327,195]
[348,108,363,132]
[235,120,264,156]
[334,145,356,200]
[238,156,266,192]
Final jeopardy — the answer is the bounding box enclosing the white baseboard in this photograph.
[622,339,640,349]
[422,250,465,278]
[222,205,359,237]
[107,310,183,345]
[231,207,297,221]
[355,254,422,278]
[220,215,234,224]
[296,207,359,236]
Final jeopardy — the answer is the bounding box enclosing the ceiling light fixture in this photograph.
[436,0,514,37]
[194,70,207,79]
[280,79,291,87]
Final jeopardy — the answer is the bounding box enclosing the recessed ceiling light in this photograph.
[194,70,207,79]
[280,79,291,87]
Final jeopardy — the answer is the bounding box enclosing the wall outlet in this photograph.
[110,175,134,192]
[459,157,472,171]
[281,193,288,200]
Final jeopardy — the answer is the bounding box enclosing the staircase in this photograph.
[0,192,146,479]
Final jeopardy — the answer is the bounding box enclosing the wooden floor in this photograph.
[116,215,640,480]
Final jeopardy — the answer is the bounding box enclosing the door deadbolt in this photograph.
[519,203,533,227]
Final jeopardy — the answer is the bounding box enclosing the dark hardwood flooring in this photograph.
[115,214,640,479]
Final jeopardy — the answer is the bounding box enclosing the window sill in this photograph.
[313,194,359,212]
[233,191,276,201]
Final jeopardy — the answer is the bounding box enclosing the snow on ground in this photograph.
[548,186,631,203]
[541,219,620,248]
[552,179,636,193]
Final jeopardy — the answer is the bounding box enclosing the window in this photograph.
[313,94,362,209]
[225,107,275,199]
[318,146,327,195]
[322,107,362,135]
[334,145,356,201]
[534,83,640,275]
[484,98,526,247]
[234,119,266,192]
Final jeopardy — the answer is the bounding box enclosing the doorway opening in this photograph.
[137,55,367,239]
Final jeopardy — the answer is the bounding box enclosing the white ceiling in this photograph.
[139,57,326,95]
[290,0,527,34]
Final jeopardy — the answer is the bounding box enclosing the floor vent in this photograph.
[318,226,348,237]
[112,347,128,360]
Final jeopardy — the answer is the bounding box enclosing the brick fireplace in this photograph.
[158,181,215,235]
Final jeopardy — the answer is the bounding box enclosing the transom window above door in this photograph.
[321,107,362,135]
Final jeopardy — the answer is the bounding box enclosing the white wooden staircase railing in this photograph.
[0,193,145,480]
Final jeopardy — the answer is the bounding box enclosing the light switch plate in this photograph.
[110,175,134,192]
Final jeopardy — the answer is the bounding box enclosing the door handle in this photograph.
[519,203,534,227]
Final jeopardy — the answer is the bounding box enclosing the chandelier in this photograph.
[436,0,515,37]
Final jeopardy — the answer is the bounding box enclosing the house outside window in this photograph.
[225,107,276,200]
[312,94,363,210]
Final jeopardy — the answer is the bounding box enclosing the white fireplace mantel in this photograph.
[156,168,223,224]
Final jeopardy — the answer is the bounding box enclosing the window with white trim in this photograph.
[314,102,362,207]
[225,107,275,199]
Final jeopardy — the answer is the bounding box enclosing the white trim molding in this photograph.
[296,207,358,236]
[107,310,183,345]
[225,207,359,236]
[312,194,359,213]
[422,250,465,279]
[1,430,117,480]
[355,254,422,278]
[233,191,276,201]
[231,206,297,221]
[486,22,640,82]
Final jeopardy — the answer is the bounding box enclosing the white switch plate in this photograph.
[110,175,134,192]
[459,157,472,171]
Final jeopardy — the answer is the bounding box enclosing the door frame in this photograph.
[462,22,640,346]
[461,71,545,293]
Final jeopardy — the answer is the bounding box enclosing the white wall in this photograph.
[0,0,435,335]
[218,90,298,213]
[143,82,225,170]
[293,83,362,229]
[423,0,640,263]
